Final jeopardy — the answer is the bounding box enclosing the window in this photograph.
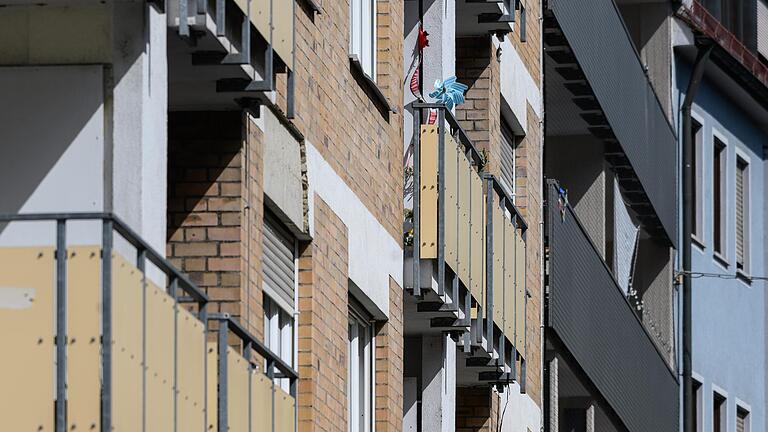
[759,0,767,61]
[499,125,520,201]
[737,406,750,432]
[713,138,726,257]
[691,119,703,241]
[735,157,749,272]
[263,210,297,315]
[350,0,377,79]
[264,294,294,391]
[519,2,527,42]
[348,299,374,432]
[713,392,727,432]
[693,379,702,432]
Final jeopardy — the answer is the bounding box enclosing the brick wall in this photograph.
[167,112,245,322]
[375,277,404,432]
[456,387,498,432]
[274,0,405,242]
[298,197,350,432]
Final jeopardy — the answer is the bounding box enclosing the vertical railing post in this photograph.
[218,318,229,432]
[412,106,422,297]
[101,218,114,431]
[244,341,252,432]
[55,219,67,432]
[437,108,446,299]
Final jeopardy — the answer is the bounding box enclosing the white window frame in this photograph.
[712,386,728,432]
[264,294,294,392]
[734,149,751,277]
[349,0,377,80]
[735,399,751,432]
[691,113,705,246]
[348,300,375,432]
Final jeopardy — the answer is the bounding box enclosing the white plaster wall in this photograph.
[494,37,541,135]
[496,384,542,432]
[305,142,403,319]
[251,108,304,230]
[0,65,104,246]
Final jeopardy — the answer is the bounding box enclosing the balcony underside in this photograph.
[544,0,677,245]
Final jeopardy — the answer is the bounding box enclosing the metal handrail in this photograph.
[484,173,528,232]
[411,102,485,167]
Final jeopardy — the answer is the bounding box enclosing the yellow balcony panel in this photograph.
[457,151,472,285]
[234,0,270,46]
[146,281,175,432]
[252,371,274,432]
[419,124,439,259]
[469,170,484,301]
[502,219,516,340]
[275,386,296,432]
[491,203,504,329]
[444,133,459,272]
[112,253,144,432]
[228,346,251,432]
[67,247,101,432]
[515,233,526,358]
[178,307,207,431]
[272,0,295,69]
[207,341,219,432]
[0,247,55,432]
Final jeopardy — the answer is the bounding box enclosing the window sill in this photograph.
[736,268,752,285]
[691,234,705,250]
[713,251,730,269]
[349,54,397,115]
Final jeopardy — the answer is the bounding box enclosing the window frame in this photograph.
[692,378,703,432]
[712,133,728,263]
[713,389,727,432]
[736,402,751,432]
[691,116,705,245]
[263,293,295,392]
[347,298,375,432]
[734,151,750,276]
[349,0,378,81]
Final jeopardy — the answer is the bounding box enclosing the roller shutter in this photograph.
[263,212,296,314]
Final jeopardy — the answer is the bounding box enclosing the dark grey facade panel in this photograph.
[549,0,678,244]
[546,184,678,432]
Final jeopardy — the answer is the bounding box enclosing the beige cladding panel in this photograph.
[469,172,484,301]
[234,0,270,44]
[177,307,207,430]
[0,247,54,431]
[275,386,296,432]
[252,372,274,431]
[67,247,101,432]
[228,347,251,432]
[445,135,459,272]
[515,233,526,359]
[146,282,175,432]
[273,0,294,69]
[420,125,438,259]
[112,253,143,432]
[457,152,472,285]
[491,204,504,329]
[503,219,516,340]
[207,342,219,432]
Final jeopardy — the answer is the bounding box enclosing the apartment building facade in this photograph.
[674,1,768,431]
[0,1,406,432]
[543,0,679,430]
[402,0,544,430]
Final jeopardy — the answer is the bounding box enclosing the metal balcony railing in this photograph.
[410,103,528,385]
[0,212,296,432]
[544,181,677,431]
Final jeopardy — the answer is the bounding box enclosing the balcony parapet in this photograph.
[409,103,528,386]
[0,212,296,432]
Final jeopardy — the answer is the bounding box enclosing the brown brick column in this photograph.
[298,196,350,432]
[375,277,404,432]
[455,36,502,176]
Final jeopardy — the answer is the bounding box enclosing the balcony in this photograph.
[0,213,296,432]
[407,103,528,386]
[545,182,677,431]
[166,0,296,111]
[544,0,677,244]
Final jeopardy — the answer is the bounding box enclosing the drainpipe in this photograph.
[681,41,713,432]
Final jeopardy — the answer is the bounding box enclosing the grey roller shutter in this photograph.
[736,160,746,269]
[263,212,296,314]
[499,127,516,200]
[758,0,767,59]
[736,408,748,432]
